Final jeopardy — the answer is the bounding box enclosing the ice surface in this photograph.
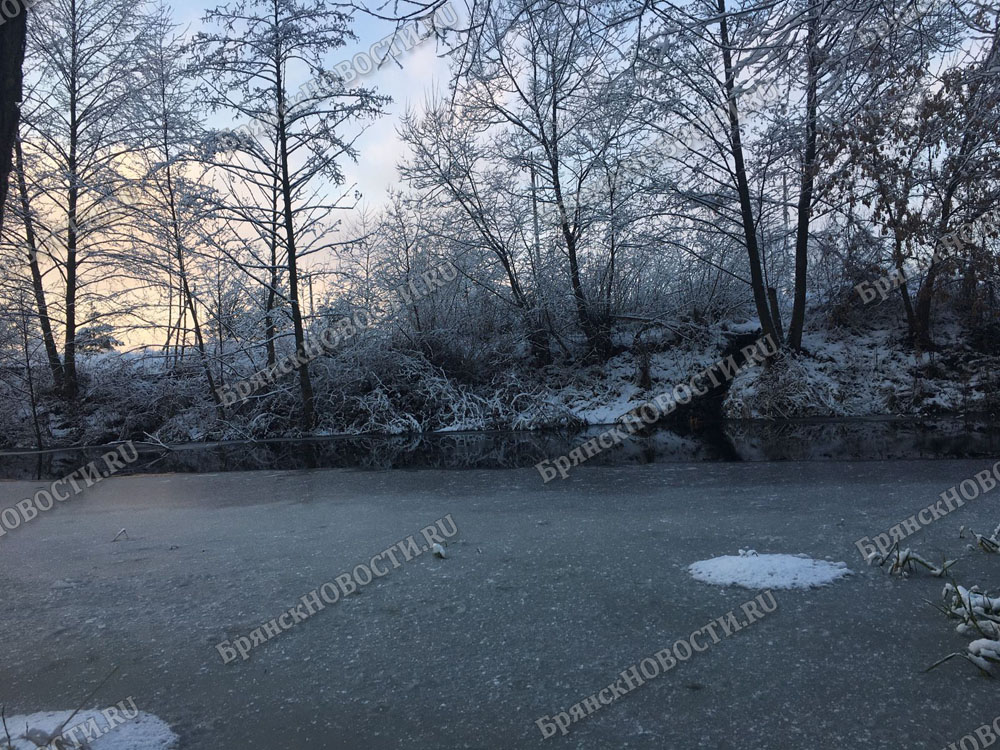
[2,460,998,748]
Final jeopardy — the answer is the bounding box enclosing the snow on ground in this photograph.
[688,551,852,590]
[546,327,730,425]
[1,709,176,750]
[540,315,999,427]
[724,318,997,418]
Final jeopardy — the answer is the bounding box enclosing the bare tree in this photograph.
[20,0,151,397]
[425,0,638,358]
[130,2,222,408]
[191,0,388,429]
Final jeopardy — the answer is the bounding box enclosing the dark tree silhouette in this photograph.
[0,7,27,233]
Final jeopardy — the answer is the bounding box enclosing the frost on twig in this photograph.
[967,522,1000,554]
[869,542,955,577]
[927,583,1000,677]
[1,706,12,750]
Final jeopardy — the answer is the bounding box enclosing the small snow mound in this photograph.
[2,709,177,749]
[688,553,852,590]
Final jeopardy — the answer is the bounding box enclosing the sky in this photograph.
[171,0,458,211]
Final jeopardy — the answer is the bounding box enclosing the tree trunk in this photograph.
[264,138,280,368]
[541,53,609,360]
[767,287,784,342]
[549,151,608,359]
[717,0,778,345]
[915,188,959,348]
[527,159,551,367]
[15,137,65,389]
[20,311,45,451]
[163,268,175,355]
[0,5,26,234]
[787,12,819,351]
[891,235,917,336]
[63,0,80,398]
[275,49,315,430]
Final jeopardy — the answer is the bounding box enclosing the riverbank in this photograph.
[17,313,997,451]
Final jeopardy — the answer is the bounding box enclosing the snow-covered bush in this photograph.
[726,351,843,419]
[306,338,562,434]
[76,352,212,443]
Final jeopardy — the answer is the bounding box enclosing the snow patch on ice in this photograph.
[1,709,177,750]
[688,552,852,590]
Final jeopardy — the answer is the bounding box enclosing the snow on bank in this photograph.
[688,551,852,590]
[725,321,996,419]
[547,317,996,425]
[548,328,730,426]
[2,709,177,750]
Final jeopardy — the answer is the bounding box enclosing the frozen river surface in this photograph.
[1,460,998,749]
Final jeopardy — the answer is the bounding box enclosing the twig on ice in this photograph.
[875,543,955,577]
[39,665,120,748]
[2,705,12,750]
